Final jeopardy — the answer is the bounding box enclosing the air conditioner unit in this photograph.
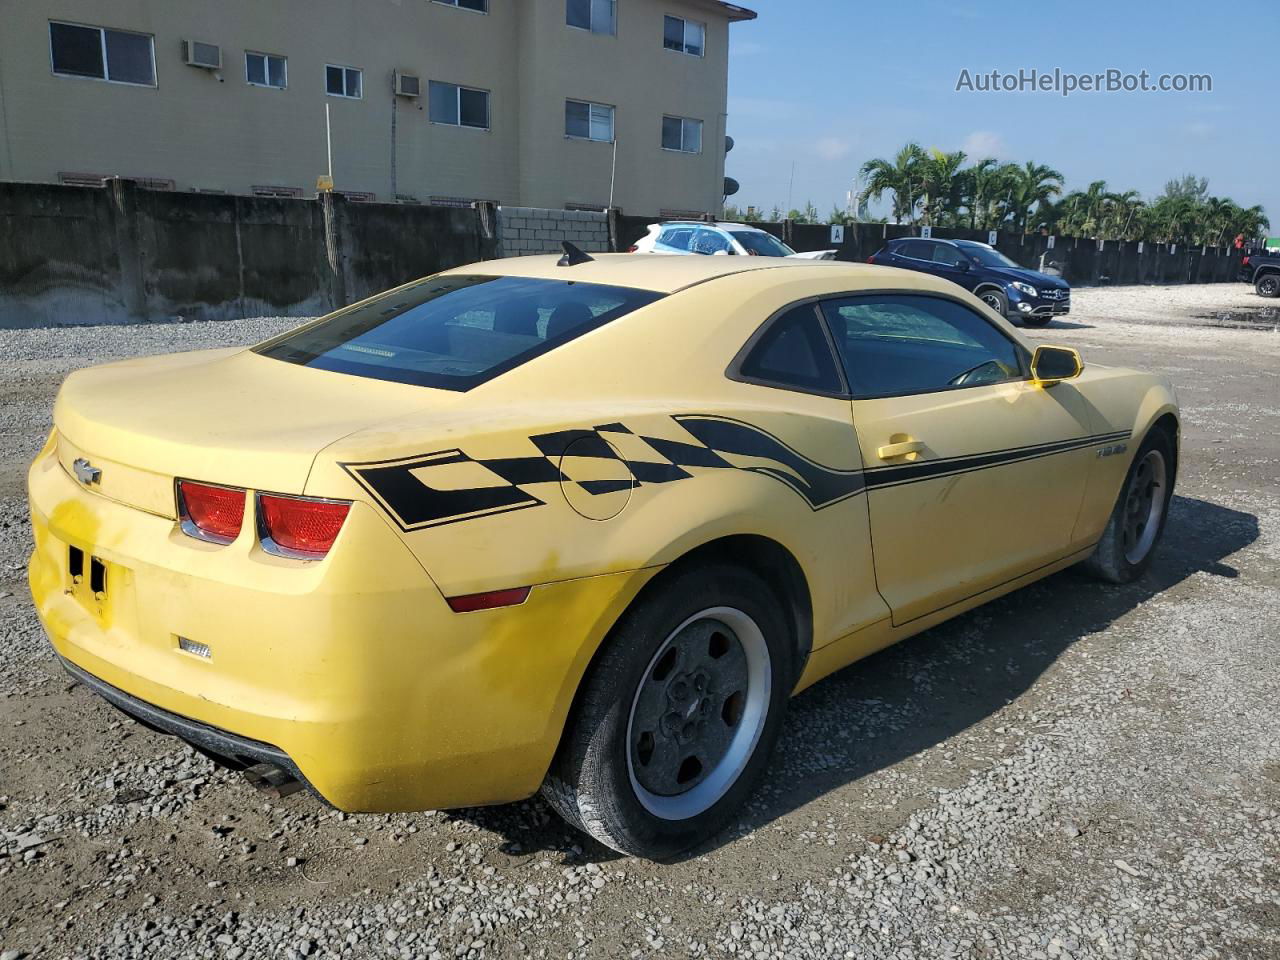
[394,71,421,98]
[183,40,222,70]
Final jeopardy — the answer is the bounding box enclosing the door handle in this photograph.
[877,439,924,460]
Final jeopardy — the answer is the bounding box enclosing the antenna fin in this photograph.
[557,241,595,266]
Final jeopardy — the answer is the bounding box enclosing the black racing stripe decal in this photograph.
[341,452,545,530]
[863,431,1130,491]
[673,414,865,509]
[342,419,1131,530]
[477,455,562,486]
[862,429,1131,476]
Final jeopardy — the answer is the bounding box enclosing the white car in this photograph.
[630,221,836,259]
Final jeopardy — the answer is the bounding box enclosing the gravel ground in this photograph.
[1,283,1277,960]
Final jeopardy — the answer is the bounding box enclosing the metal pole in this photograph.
[608,136,617,209]
[325,103,333,180]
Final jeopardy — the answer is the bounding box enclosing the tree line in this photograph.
[726,145,1270,247]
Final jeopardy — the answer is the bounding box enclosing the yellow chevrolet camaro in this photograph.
[28,251,1178,858]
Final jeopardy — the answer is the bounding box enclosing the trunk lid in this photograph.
[54,347,458,517]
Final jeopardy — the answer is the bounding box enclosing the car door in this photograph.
[819,292,1098,626]
[928,242,977,292]
[690,228,733,256]
[889,239,936,276]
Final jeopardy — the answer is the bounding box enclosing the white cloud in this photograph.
[814,137,852,161]
[960,130,1007,159]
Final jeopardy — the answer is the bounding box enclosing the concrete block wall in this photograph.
[498,206,610,256]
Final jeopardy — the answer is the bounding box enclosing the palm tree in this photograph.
[860,143,925,225]
[959,157,1010,230]
[1106,190,1145,240]
[919,148,967,227]
[1006,161,1064,233]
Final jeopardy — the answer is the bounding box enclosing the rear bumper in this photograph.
[60,655,310,785]
[28,434,655,811]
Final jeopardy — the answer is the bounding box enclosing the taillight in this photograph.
[258,494,351,559]
[446,586,531,613]
[866,255,875,263]
[178,480,246,544]
[627,244,638,252]
[1242,255,1250,266]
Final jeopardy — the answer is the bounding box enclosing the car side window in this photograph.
[737,304,844,395]
[897,239,932,260]
[819,294,1023,398]
[658,227,693,251]
[691,229,732,255]
[931,243,966,266]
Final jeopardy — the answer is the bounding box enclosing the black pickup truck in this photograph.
[1239,252,1280,298]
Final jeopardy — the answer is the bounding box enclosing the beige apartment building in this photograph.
[0,0,754,215]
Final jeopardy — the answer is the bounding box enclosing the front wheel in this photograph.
[978,288,1009,317]
[541,564,793,859]
[1081,430,1175,583]
[1256,273,1280,298]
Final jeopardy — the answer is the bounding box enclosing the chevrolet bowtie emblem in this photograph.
[72,458,101,485]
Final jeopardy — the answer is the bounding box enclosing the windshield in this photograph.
[958,244,1022,269]
[729,230,796,257]
[255,275,663,391]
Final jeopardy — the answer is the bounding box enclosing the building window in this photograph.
[246,51,286,88]
[663,15,705,56]
[661,115,702,153]
[49,22,156,86]
[565,99,614,142]
[567,0,616,35]
[326,64,362,98]
[429,81,490,129]
[433,0,487,9]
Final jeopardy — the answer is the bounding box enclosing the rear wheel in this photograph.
[542,565,793,859]
[1256,273,1280,298]
[978,288,1009,317]
[1081,430,1175,583]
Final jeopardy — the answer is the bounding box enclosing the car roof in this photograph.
[651,221,771,233]
[449,252,867,294]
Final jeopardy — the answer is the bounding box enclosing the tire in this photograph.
[977,287,1009,318]
[1080,429,1175,583]
[541,564,794,859]
[1256,273,1280,298]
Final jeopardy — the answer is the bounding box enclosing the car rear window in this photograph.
[255,274,663,390]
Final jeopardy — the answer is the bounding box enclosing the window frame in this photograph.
[431,0,488,12]
[727,290,1031,401]
[663,15,706,56]
[428,80,491,130]
[245,50,287,89]
[564,98,615,142]
[325,63,363,99]
[49,20,157,87]
[661,114,703,154]
[727,300,849,399]
[566,0,617,35]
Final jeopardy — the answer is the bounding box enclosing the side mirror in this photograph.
[1030,345,1083,385]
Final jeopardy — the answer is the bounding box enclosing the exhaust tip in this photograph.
[242,762,305,799]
